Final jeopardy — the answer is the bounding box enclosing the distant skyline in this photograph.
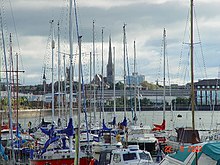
[2,0,220,86]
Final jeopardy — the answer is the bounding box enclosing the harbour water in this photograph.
[8,109,220,131]
[1,109,218,164]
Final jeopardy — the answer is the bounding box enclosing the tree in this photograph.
[141,81,161,90]
[141,98,153,106]
[172,97,190,106]
[115,81,124,90]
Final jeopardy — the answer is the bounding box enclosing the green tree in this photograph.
[141,81,161,90]
[115,81,124,90]
[172,97,190,106]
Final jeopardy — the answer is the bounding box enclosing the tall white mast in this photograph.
[89,52,92,129]
[57,21,61,121]
[50,20,55,124]
[134,40,137,124]
[63,54,67,125]
[8,35,15,161]
[69,0,73,151]
[2,32,15,164]
[92,20,96,124]
[123,24,127,118]
[113,47,116,119]
[163,28,166,122]
[75,36,82,165]
[101,28,105,124]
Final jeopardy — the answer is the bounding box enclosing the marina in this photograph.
[1,0,220,164]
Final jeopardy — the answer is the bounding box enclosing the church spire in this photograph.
[108,36,112,65]
[107,35,113,85]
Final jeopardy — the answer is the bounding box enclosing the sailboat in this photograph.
[127,40,158,153]
[162,0,201,156]
[150,29,169,148]
[92,33,123,155]
[29,1,91,165]
[152,28,167,132]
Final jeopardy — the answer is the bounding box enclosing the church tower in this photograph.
[106,36,113,84]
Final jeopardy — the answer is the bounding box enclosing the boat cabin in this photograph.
[176,127,200,144]
[98,145,154,165]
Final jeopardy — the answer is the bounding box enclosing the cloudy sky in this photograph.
[2,0,220,86]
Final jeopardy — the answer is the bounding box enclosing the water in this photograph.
[10,109,220,131]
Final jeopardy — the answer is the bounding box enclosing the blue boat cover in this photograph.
[169,141,220,163]
[112,117,116,126]
[41,136,60,154]
[61,136,68,149]
[40,125,55,138]
[202,141,220,161]
[169,145,192,162]
[57,118,74,136]
[102,119,111,131]
[121,117,127,127]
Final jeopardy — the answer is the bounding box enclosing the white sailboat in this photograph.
[127,40,158,152]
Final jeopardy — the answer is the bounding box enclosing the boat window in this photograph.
[113,153,121,163]
[123,153,137,161]
[106,152,111,161]
[139,152,150,160]
[99,151,111,164]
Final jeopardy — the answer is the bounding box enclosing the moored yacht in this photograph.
[97,145,158,165]
[127,125,158,153]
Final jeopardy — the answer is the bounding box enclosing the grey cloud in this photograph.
[3,0,220,85]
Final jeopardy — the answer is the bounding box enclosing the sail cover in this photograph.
[41,136,60,154]
[102,119,111,131]
[202,141,220,161]
[57,118,74,136]
[121,117,127,127]
[40,125,55,138]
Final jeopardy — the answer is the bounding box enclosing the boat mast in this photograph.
[123,24,127,118]
[1,16,15,164]
[69,0,73,151]
[163,28,166,122]
[16,53,19,135]
[0,30,1,140]
[42,66,46,114]
[63,54,67,125]
[113,46,116,126]
[89,52,92,129]
[134,40,137,124]
[101,28,105,126]
[50,20,55,124]
[75,36,82,165]
[190,0,195,130]
[92,20,96,124]
[57,21,61,121]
